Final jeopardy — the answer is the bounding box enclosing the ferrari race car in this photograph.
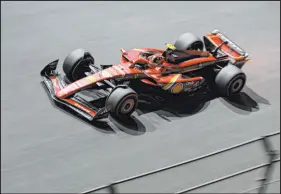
[40,30,250,121]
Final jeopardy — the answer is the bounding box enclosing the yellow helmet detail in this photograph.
[165,43,176,50]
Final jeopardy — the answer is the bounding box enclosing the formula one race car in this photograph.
[40,30,250,121]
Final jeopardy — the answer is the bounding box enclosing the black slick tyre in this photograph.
[62,49,95,82]
[215,64,246,96]
[174,32,204,51]
[105,87,138,119]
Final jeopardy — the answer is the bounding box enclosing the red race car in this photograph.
[40,30,250,121]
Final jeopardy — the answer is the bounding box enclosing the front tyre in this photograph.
[62,49,95,82]
[106,87,138,119]
[215,64,246,96]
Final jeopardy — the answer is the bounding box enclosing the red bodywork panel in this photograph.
[56,63,142,98]
[54,47,219,98]
[122,48,216,69]
[63,99,97,116]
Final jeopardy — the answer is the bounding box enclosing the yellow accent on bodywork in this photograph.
[165,43,176,50]
[87,76,95,83]
[163,74,180,90]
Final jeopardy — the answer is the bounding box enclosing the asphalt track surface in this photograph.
[1,1,280,193]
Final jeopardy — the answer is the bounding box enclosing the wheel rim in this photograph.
[120,98,135,114]
[230,78,244,93]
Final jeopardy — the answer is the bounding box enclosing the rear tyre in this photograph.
[62,49,95,82]
[174,32,204,51]
[106,87,138,119]
[215,64,246,96]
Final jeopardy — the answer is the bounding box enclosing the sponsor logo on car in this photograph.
[171,83,183,94]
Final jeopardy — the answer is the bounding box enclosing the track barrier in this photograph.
[82,131,280,194]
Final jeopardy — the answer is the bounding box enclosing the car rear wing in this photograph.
[212,30,248,57]
[204,30,250,68]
